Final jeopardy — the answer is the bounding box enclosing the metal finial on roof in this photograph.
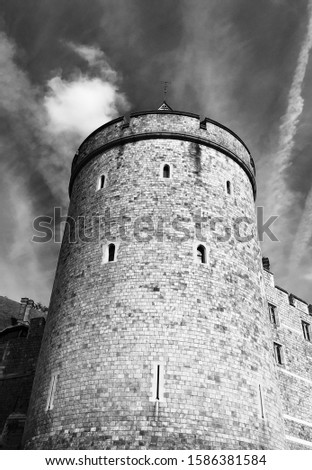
[161,81,170,99]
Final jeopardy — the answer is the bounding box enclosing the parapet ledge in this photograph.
[289,293,312,316]
[262,261,311,315]
[76,108,252,159]
[274,286,311,314]
[71,108,256,199]
[274,283,311,316]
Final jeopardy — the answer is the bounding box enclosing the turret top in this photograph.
[70,110,256,199]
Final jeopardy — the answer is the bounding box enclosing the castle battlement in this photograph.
[70,110,256,198]
[262,267,312,316]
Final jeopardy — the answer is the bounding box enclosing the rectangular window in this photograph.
[46,373,59,411]
[268,303,278,325]
[302,321,311,342]
[273,342,283,366]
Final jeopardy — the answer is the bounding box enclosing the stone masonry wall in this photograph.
[263,269,312,450]
[24,112,284,450]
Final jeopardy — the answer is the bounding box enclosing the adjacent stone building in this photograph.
[262,263,312,449]
[0,297,46,449]
[15,104,312,450]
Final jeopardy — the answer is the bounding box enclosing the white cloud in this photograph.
[44,42,130,140]
[44,75,125,138]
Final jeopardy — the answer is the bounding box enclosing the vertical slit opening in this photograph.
[46,373,58,411]
[156,364,160,400]
[226,180,231,195]
[259,384,264,419]
[97,174,105,190]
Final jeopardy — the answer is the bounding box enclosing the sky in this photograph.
[0,0,312,305]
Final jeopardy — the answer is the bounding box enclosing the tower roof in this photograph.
[158,100,173,111]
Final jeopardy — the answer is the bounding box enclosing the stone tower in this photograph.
[23,105,285,449]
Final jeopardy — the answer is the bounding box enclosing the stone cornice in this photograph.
[77,110,252,158]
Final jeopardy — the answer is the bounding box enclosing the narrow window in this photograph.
[197,244,206,264]
[156,364,160,400]
[226,180,231,195]
[258,384,265,419]
[268,303,277,325]
[163,164,170,178]
[108,243,116,262]
[102,243,119,264]
[150,362,165,402]
[273,343,283,365]
[97,174,105,190]
[46,373,58,411]
[302,321,311,342]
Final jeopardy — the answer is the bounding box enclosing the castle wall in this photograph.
[0,317,45,448]
[24,111,285,450]
[263,269,312,450]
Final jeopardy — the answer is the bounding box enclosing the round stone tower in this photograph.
[24,105,285,449]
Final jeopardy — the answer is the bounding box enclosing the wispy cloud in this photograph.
[174,1,250,122]
[289,182,312,269]
[173,1,312,301]
[285,2,312,274]
[67,42,109,68]
[259,0,312,299]
[0,34,130,303]
[0,163,54,303]
[268,0,312,218]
